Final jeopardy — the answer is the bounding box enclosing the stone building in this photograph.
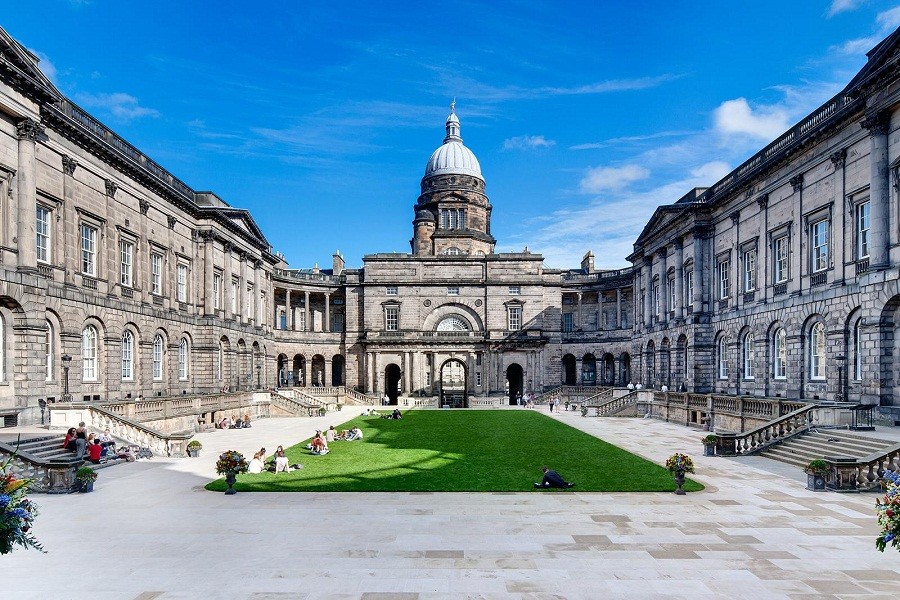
[7,24,900,426]
[628,27,900,417]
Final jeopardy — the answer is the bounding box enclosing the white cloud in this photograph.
[74,92,160,120]
[579,164,650,194]
[828,0,865,17]
[690,161,732,181]
[27,48,57,84]
[502,135,555,150]
[713,97,790,140]
[569,130,695,151]
[831,6,900,54]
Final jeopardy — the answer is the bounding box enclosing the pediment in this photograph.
[845,26,900,93]
[0,26,61,104]
[634,204,691,247]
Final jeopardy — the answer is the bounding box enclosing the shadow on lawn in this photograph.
[207,410,704,493]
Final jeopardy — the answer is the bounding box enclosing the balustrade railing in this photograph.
[533,385,562,404]
[586,391,640,417]
[270,392,319,416]
[716,404,821,456]
[0,438,80,493]
[345,389,376,405]
[824,443,900,491]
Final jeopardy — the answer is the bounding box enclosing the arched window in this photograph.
[853,322,862,381]
[121,330,134,381]
[743,333,754,379]
[178,337,189,380]
[436,316,471,331]
[82,325,98,381]
[718,337,728,379]
[774,328,787,379]
[810,322,826,380]
[152,334,164,381]
[45,320,53,382]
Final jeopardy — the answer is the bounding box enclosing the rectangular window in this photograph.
[81,224,97,276]
[246,285,253,319]
[684,269,693,307]
[475,371,482,387]
[718,259,730,300]
[668,277,676,313]
[857,201,870,259]
[36,205,51,263]
[447,286,460,296]
[150,253,162,294]
[177,264,187,302]
[508,306,522,331]
[297,310,306,331]
[120,240,133,287]
[385,306,399,331]
[386,286,398,296]
[562,312,574,332]
[743,249,756,292]
[213,273,221,309]
[774,237,788,283]
[508,286,520,295]
[231,280,238,314]
[812,219,829,272]
[652,282,660,316]
[332,312,344,332]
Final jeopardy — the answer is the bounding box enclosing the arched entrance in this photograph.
[582,353,596,386]
[385,363,401,404]
[291,354,305,386]
[311,355,325,386]
[620,352,631,385]
[562,354,577,385]
[440,359,467,408]
[506,363,524,405]
[602,353,615,385]
[277,353,288,386]
[332,355,344,386]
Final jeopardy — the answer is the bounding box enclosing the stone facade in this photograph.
[4,26,900,425]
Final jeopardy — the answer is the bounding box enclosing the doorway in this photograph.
[440,359,467,408]
[385,364,401,405]
[506,363,524,405]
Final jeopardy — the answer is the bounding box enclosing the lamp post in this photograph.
[61,354,72,402]
[38,398,47,425]
[836,355,846,403]
[256,363,261,390]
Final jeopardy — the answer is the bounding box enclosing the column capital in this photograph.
[756,193,769,209]
[105,179,118,198]
[15,118,43,141]
[729,211,740,225]
[656,247,668,259]
[222,241,233,254]
[789,174,804,192]
[829,148,847,169]
[62,155,78,176]
[861,110,890,136]
[167,215,177,230]
[139,199,150,215]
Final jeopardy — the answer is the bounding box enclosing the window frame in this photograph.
[856,200,870,260]
[176,263,188,302]
[811,218,830,273]
[82,325,98,382]
[36,204,51,264]
[178,337,189,381]
[718,258,730,300]
[743,248,756,292]
[80,223,98,277]
[742,332,755,380]
[809,322,826,380]
[507,304,522,331]
[121,330,134,381]
[385,305,399,331]
[152,334,164,381]
[150,252,163,295]
[717,336,728,380]
[774,328,787,380]
[773,235,789,284]
[120,239,134,288]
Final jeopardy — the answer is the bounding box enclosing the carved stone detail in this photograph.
[730,211,740,225]
[829,148,847,169]
[167,215,176,230]
[789,175,804,192]
[105,179,118,197]
[756,193,769,209]
[15,118,42,141]
[62,155,78,176]
[861,110,890,136]
[139,199,150,215]
[222,241,232,254]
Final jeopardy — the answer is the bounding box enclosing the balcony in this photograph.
[82,276,98,291]
[774,282,788,296]
[810,272,827,287]
[37,264,53,279]
[743,291,755,303]
[856,258,869,275]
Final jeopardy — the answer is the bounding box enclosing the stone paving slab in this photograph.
[4,409,899,599]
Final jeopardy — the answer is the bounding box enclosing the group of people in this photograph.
[381,409,403,420]
[247,445,297,473]
[306,425,363,454]
[216,414,252,429]
[514,392,536,408]
[62,423,118,462]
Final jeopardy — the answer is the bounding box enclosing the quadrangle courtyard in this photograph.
[5,408,900,600]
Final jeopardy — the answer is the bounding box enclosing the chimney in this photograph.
[581,251,595,272]
[332,250,345,275]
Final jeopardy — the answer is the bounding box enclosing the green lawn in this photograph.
[205,410,703,493]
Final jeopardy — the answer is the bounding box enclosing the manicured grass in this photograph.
[205,410,703,493]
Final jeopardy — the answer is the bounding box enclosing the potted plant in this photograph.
[804,459,829,491]
[702,434,718,457]
[580,405,588,417]
[335,403,343,412]
[318,407,327,416]
[876,470,900,552]
[186,440,202,458]
[665,452,695,495]
[75,466,98,493]
[1,452,44,554]
[215,450,249,495]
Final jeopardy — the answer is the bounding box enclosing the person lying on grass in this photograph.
[534,465,575,489]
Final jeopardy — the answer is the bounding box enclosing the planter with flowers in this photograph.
[1,454,44,555]
[75,466,98,493]
[186,440,202,458]
[804,459,828,491]
[876,470,900,552]
[701,434,718,457]
[665,452,695,495]
[216,450,249,495]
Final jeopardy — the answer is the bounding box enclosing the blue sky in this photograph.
[4,1,899,268]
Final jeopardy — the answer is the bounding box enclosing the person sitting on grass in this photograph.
[247,451,264,474]
[274,448,290,472]
[534,465,575,489]
[310,433,328,454]
[345,426,363,441]
[391,408,402,420]
[325,425,336,443]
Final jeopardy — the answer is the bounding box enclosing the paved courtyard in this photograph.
[5,408,900,599]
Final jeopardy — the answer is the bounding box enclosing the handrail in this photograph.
[582,387,614,405]
[533,385,562,404]
[585,391,640,416]
[270,391,319,416]
[0,438,81,493]
[345,389,376,405]
[716,404,819,456]
[824,441,900,491]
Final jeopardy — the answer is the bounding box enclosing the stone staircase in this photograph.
[13,435,129,471]
[758,429,896,469]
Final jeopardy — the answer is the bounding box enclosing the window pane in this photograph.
[36,206,50,263]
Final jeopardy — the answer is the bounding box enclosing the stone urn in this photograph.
[673,471,686,495]
[224,471,237,495]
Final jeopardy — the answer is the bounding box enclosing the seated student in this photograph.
[325,426,336,443]
[98,428,116,453]
[391,408,402,420]
[85,439,104,464]
[274,449,290,473]
[63,427,77,451]
[247,451,264,474]
[337,429,350,440]
[242,414,252,428]
[534,465,575,489]
[310,434,328,454]
[346,426,363,441]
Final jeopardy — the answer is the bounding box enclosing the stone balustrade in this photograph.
[0,438,79,493]
[824,443,900,491]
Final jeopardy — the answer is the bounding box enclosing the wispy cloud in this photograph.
[713,97,790,140]
[828,0,865,17]
[502,135,555,151]
[27,47,57,84]
[579,164,650,194]
[75,92,160,120]
[830,6,900,54]
[570,130,694,151]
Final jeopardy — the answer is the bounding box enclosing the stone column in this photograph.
[673,240,684,320]
[598,292,604,331]
[643,258,653,328]
[324,292,331,332]
[324,357,332,387]
[757,194,769,302]
[15,118,41,273]
[223,243,234,321]
[239,253,249,323]
[658,248,668,324]
[285,289,292,330]
[830,151,847,281]
[863,111,890,269]
[692,227,705,314]
[615,289,622,329]
[789,175,804,294]
[304,291,310,332]
[576,293,583,330]
[62,156,78,285]
[203,234,214,316]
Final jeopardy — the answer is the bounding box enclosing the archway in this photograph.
[506,363,524,405]
[311,355,325,386]
[291,354,305,386]
[277,353,288,386]
[602,353,615,385]
[620,352,631,385]
[562,354,577,385]
[582,353,596,386]
[385,363,401,405]
[332,355,344,386]
[440,359,467,408]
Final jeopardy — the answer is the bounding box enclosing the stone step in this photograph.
[757,429,898,471]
